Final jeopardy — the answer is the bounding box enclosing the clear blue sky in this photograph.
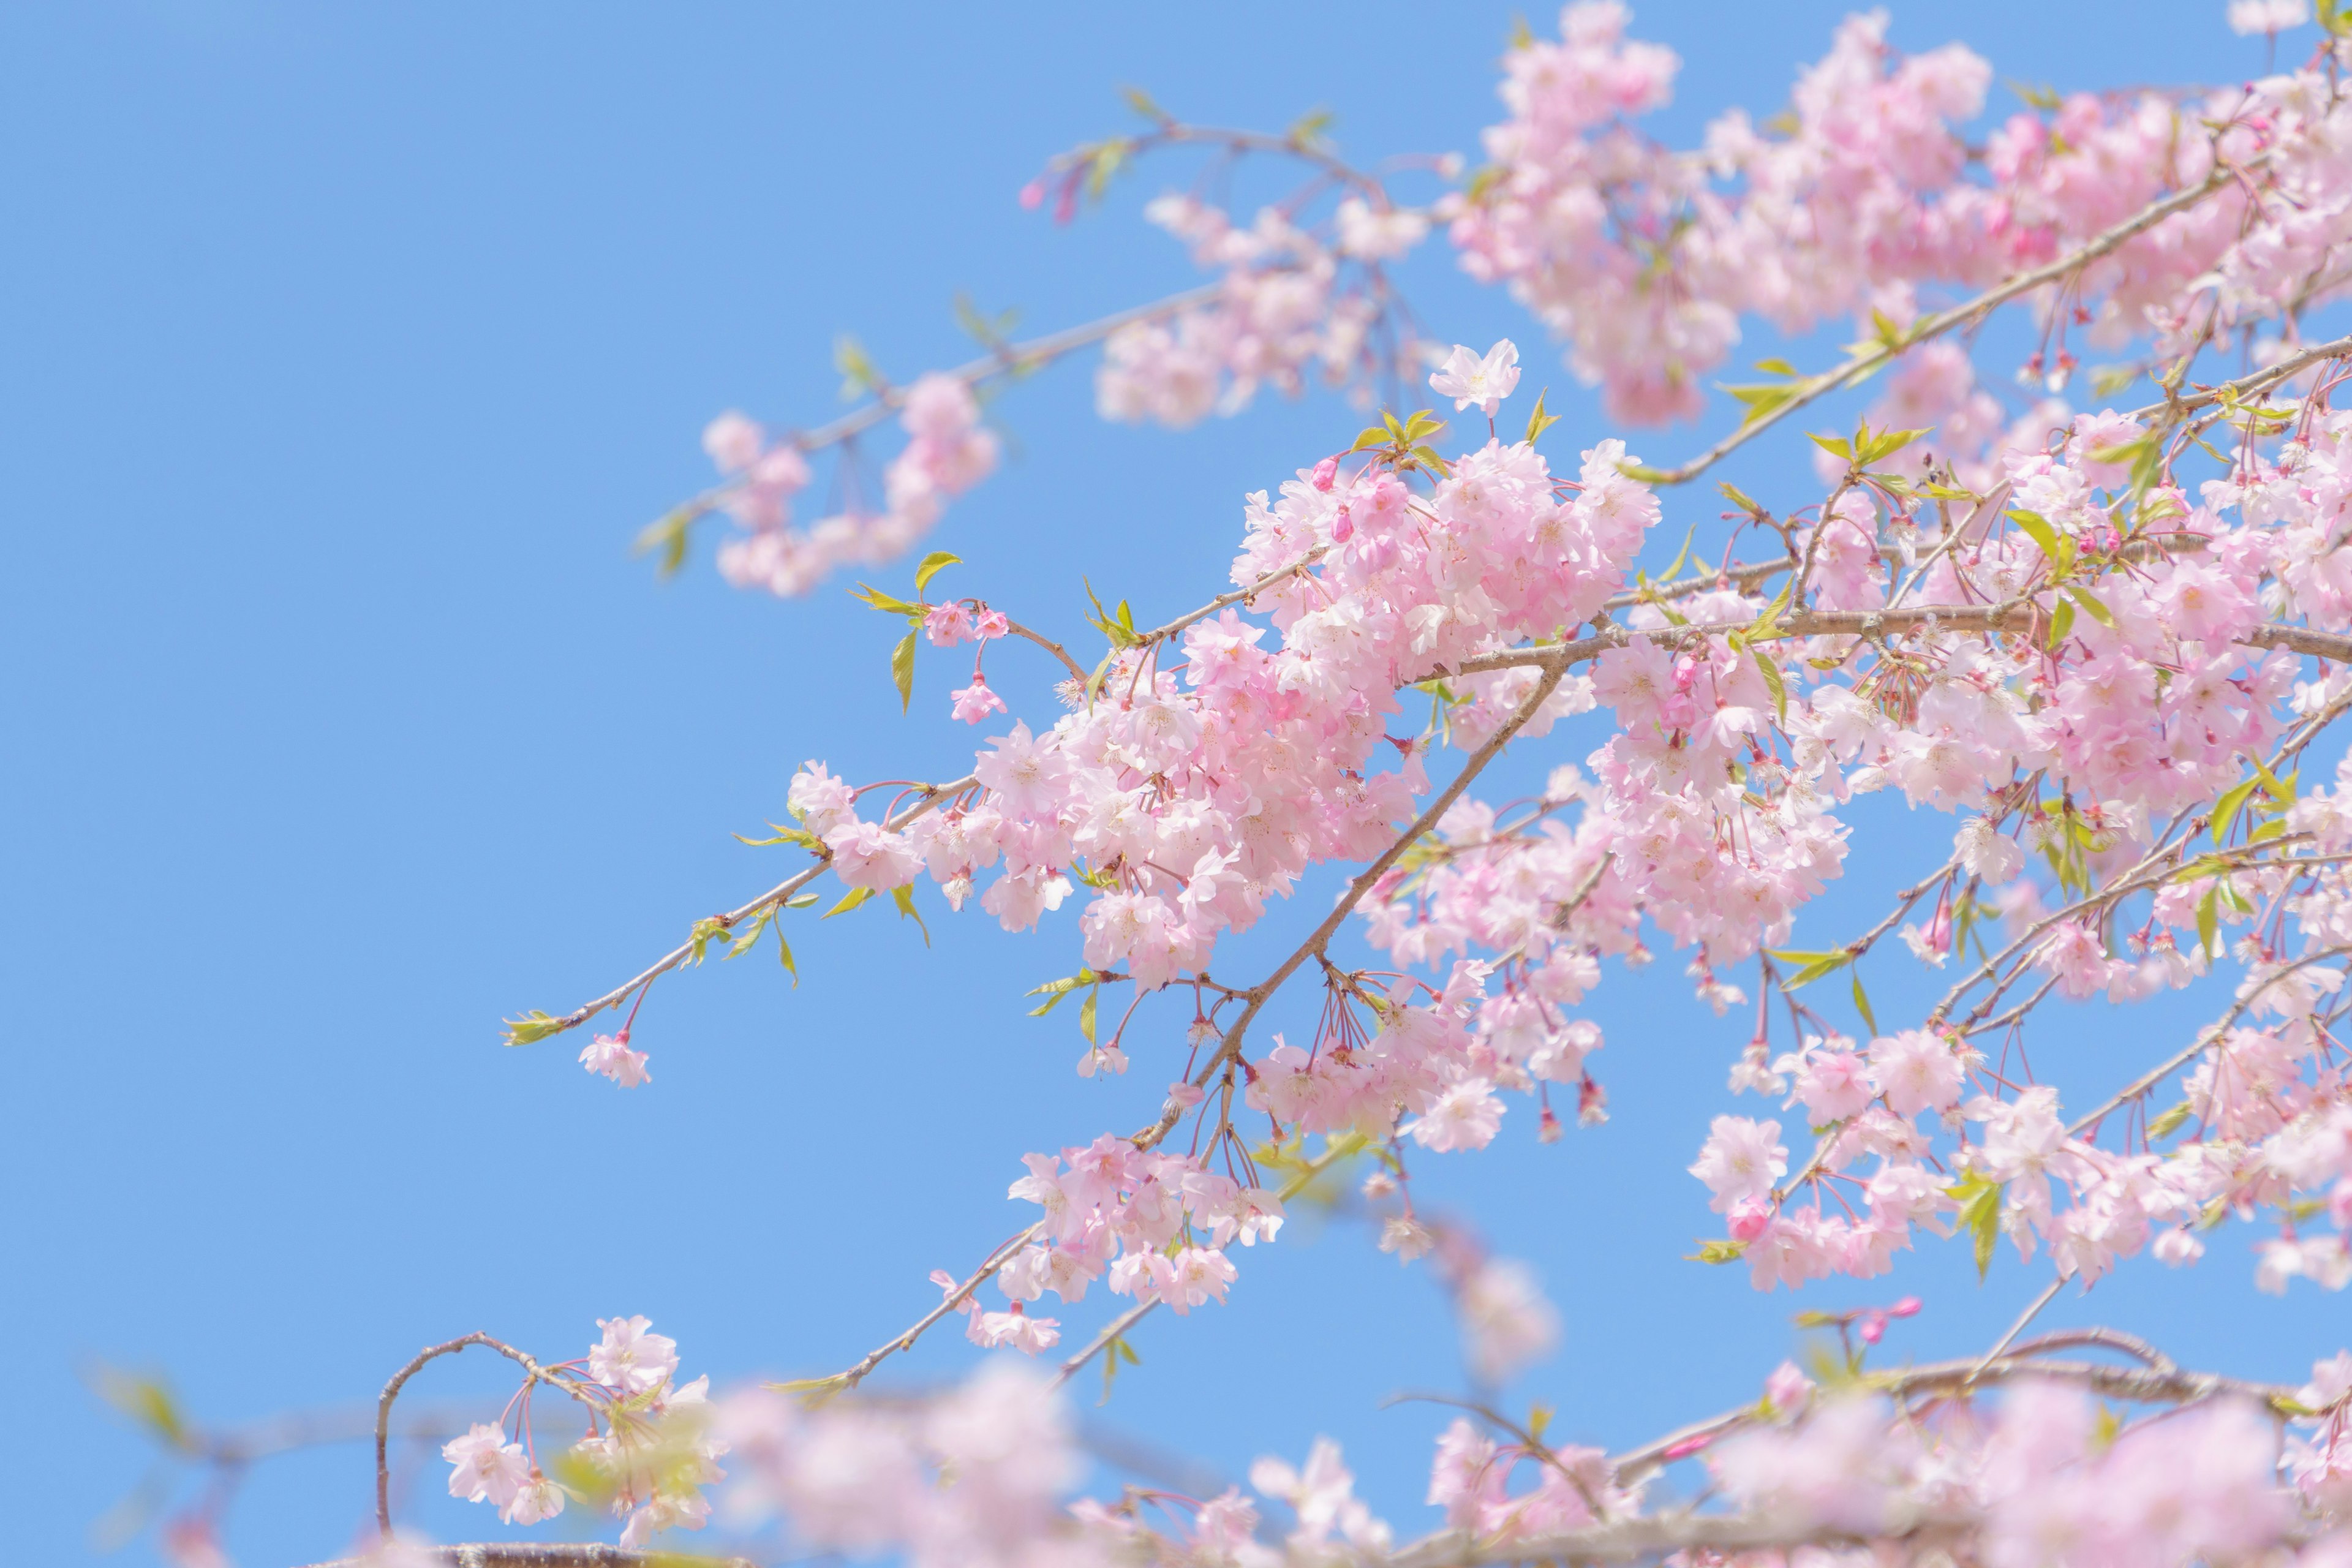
[5,4,2339,1564]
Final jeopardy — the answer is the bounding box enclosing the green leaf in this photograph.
[2147,1099,2193,1140]
[1850,970,1878,1035]
[1723,382,1799,427]
[726,903,777,958]
[500,1010,569,1048]
[1861,426,1930,464]
[851,582,924,617]
[734,822,826,851]
[632,507,697,577]
[891,882,930,946]
[1523,389,1558,445]
[2064,585,2114,627]
[2212,776,2263,846]
[952,292,1019,349]
[1767,948,1852,987]
[1752,356,1802,378]
[1119,85,1164,119]
[1947,1173,2004,1281]
[913,551,962,595]
[1027,968,1102,1016]
[1718,481,1760,514]
[687,915,730,965]
[1287,107,1335,146]
[1686,1238,1748,1264]
[2044,596,2076,650]
[1752,647,1788,724]
[835,333,881,398]
[2006,508,2062,560]
[1079,982,1100,1044]
[824,884,875,918]
[89,1364,192,1452]
[776,929,798,986]
[1809,432,1854,461]
[2197,883,2220,959]
[891,629,918,714]
[1616,461,1671,484]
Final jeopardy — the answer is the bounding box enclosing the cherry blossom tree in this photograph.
[104,4,2352,1566]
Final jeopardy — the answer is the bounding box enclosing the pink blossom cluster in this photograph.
[439,1317,726,1551]
[952,1131,1283,1345]
[707,371,998,598]
[718,1363,1077,1568]
[1443,5,2350,423]
[690,1342,2352,1567]
[1095,193,1424,427]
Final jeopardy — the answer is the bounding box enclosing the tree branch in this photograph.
[1649,164,2253,488]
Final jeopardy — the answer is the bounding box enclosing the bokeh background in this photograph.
[5,2,2341,1562]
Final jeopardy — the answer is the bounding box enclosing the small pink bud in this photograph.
[1310,456,1340,492]
[1727,1197,1771,1243]
[1889,1295,1923,1317]
[1018,177,1047,210]
[1332,505,1354,542]
[1662,1434,1713,1460]
[1860,1312,1887,1344]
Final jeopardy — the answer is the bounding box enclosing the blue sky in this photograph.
[4,3,2343,1564]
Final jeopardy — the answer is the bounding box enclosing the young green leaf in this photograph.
[1524,388,1558,445]
[632,507,697,577]
[2064,585,2115,627]
[1752,647,1788,724]
[891,883,930,945]
[824,884,875,918]
[2005,508,2062,560]
[500,1011,570,1048]
[1078,983,1099,1044]
[2044,596,2076,650]
[913,551,962,595]
[1947,1173,2005,1281]
[891,630,918,714]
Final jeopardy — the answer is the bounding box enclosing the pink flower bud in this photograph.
[1311,456,1340,492]
[1332,505,1354,542]
[1889,1295,1923,1317]
[1018,177,1047,210]
[1727,1196,1771,1242]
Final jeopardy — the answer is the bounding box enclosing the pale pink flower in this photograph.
[442,1423,529,1507]
[589,1315,679,1395]
[948,675,1008,725]
[579,1030,650,1088]
[1689,1115,1787,1210]
[1428,340,1521,415]
[823,819,921,891]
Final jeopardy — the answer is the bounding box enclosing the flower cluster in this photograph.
[1443,4,2345,424]
[438,1317,726,1551]
[979,1131,1283,1340]
[1095,193,1424,427]
[709,371,998,598]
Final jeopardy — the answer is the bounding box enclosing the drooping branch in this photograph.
[307,1548,758,1568]
[509,774,978,1047]
[374,1335,555,1540]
